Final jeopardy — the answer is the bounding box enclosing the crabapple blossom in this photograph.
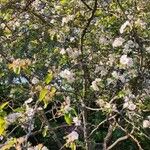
[66,131,79,143]
[31,77,39,85]
[61,15,74,26]
[123,101,136,111]
[91,78,101,91]
[146,47,150,53]
[25,98,33,105]
[143,120,150,128]
[61,96,72,113]
[120,20,131,34]
[59,69,75,83]
[60,48,66,55]
[120,55,133,67]
[73,117,81,126]
[5,113,21,125]
[112,37,125,47]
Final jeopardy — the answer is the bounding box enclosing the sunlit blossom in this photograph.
[120,55,133,67]
[112,37,125,47]
[120,20,131,34]
[66,131,79,143]
[143,120,150,128]
[31,77,39,85]
[73,117,81,126]
[59,69,75,83]
[91,78,101,91]
[5,113,21,125]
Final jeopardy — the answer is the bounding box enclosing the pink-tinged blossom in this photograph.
[123,101,136,111]
[59,69,75,83]
[31,77,39,85]
[73,117,81,126]
[143,120,150,128]
[66,131,79,143]
[61,96,72,113]
[112,37,125,47]
[120,55,133,67]
[60,48,66,55]
[5,113,21,125]
[91,78,101,91]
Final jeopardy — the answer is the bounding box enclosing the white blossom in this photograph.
[91,78,101,91]
[135,19,146,29]
[96,99,105,107]
[123,101,136,111]
[26,106,34,119]
[28,145,48,150]
[108,54,115,66]
[143,120,150,128]
[120,20,130,34]
[1,23,5,28]
[25,98,33,105]
[112,71,119,79]
[107,78,113,85]
[60,48,66,55]
[146,47,150,53]
[6,113,21,124]
[112,37,125,47]
[59,69,75,83]
[128,102,136,111]
[120,55,133,67]
[31,77,39,84]
[61,96,72,113]
[0,136,3,140]
[66,48,80,59]
[105,103,111,109]
[123,40,135,53]
[66,131,79,143]
[62,15,74,26]
[73,117,81,126]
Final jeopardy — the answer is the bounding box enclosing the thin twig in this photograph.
[107,135,129,150]
[80,0,93,10]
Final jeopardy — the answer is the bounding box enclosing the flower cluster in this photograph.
[59,69,75,83]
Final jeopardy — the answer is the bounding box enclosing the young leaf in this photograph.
[13,67,21,74]
[0,102,9,111]
[39,89,48,101]
[70,142,76,150]
[0,117,6,135]
[45,71,53,84]
[64,113,72,125]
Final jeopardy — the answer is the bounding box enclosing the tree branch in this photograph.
[80,0,93,10]
[107,135,129,150]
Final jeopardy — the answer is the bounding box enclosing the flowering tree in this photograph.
[0,0,150,149]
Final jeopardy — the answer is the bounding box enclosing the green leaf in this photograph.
[43,100,49,109]
[13,67,21,74]
[64,113,72,125]
[45,71,53,84]
[0,117,6,135]
[70,142,76,150]
[0,102,9,111]
[42,126,49,137]
[118,91,125,98]
[39,89,48,101]
[72,108,77,116]
[50,86,56,95]
[60,0,68,5]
